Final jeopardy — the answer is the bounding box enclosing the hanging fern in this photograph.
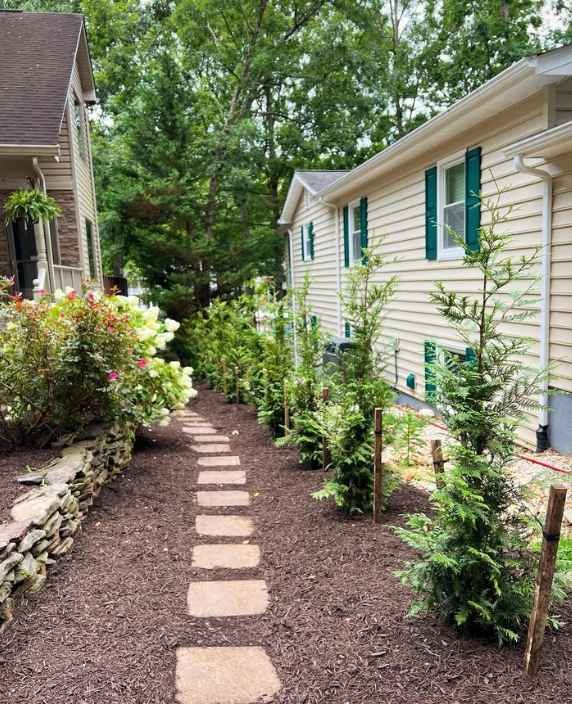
[3,189,62,225]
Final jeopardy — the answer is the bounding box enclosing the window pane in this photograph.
[352,229,361,260]
[443,201,465,248]
[304,225,312,258]
[446,162,465,204]
[86,220,96,278]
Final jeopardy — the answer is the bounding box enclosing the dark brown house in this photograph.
[0,10,102,297]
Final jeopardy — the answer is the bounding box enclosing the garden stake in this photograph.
[235,368,240,404]
[525,484,567,676]
[283,384,290,431]
[431,439,445,489]
[373,407,383,524]
[322,387,330,469]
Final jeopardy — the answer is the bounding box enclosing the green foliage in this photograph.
[256,299,294,436]
[281,276,327,466]
[394,409,429,466]
[0,291,195,447]
[3,189,61,226]
[313,247,397,513]
[396,198,550,645]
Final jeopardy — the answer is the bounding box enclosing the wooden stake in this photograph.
[431,439,445,489]
[322,387,330,469]
[373,408,384,524]
[525,484,567,676]
[283,384,290,431]
[235,367,240,404]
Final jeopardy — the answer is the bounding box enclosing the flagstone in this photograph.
[182,426,216,434]
[187,579,268,617]
[198,456,240,467]
[195,515,254,537]
[198,470,246,485]
[176,646,280,704]
[196,490,249,507]
[192,435,230,442]
[191,443,232,454]
[191,544,260,569]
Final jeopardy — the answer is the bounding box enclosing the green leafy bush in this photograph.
[0,290,195,446]
[313,248,398,512]
[394,409,429,466]
[396,198,552,645]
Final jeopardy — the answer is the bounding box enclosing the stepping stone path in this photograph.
[175,408,280,703]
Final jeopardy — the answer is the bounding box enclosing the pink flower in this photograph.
[107,371,119,382]
[67,290,77,301]
[136,358,148,369]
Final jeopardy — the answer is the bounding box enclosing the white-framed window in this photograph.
[439,344,467,370]
[302,222,313,262]
[348,199,362,264]
[438,152,465,259]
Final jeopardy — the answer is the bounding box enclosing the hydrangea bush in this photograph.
[0,289,195,446]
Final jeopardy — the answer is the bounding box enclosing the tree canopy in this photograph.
[2,0,570,318]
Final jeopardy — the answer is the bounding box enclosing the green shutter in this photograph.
[465,347,476,365]
[465,146,481,252]
[311,314,318,329]
[425,166,437,261]
[309,222,315,260]
[343,206,349,268]
[344,321,351,338]
[424,340,436,401]
[300,225,305,261]
[360,196,368,263]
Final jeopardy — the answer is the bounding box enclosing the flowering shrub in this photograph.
[0,289,195,446]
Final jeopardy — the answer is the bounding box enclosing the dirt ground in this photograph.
[1,387,571,703]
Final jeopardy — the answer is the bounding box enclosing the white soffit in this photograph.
[504,120,572,160]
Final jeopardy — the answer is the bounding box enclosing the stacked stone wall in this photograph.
[0,423,135,630]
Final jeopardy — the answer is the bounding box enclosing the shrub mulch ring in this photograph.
[0,447,58,520]
[0,385,571,703]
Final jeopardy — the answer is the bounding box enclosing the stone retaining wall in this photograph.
[0,423,135,631]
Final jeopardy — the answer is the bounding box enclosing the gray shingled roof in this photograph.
[0,11,84,146]
[296,170,350,193]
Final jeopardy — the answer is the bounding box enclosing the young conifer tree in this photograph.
[396,194,548,645]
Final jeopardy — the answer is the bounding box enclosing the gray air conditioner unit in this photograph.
[323,336,357,368]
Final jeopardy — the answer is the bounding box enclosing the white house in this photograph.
[280,45,572,454]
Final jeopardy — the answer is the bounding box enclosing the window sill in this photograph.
[437,248,464,262]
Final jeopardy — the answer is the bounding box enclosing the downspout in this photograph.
[32,157,55,294]
[318,196,341,335]
[512,154,553,452]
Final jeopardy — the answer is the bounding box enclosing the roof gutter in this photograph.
[512,154,553,452]
[0,144,60,157]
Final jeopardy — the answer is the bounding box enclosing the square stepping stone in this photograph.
[176,646,280,704]
[191,443,232,454]
[196,491,249,507]
[196,515,254,537]
[192,435,230,442]
[183,426,216,434]
[198,470,246,485]
[198,456,240,467]
[192,544,260,569]
[187,579,268,617]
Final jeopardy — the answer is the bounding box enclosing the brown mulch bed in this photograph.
[0,448,58,520]
[0,386,571,703]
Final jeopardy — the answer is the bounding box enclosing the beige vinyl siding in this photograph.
[37,111,73,190]
[550,155,572,394]
[554,77,572,127]
[68,63,102,285]
[336,93,551,449]
[290,191,339,336]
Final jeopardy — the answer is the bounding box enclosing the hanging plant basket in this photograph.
[3,188,62,226]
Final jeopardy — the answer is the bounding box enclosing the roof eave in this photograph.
[504,120,572,159]
[320,53,572,201]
